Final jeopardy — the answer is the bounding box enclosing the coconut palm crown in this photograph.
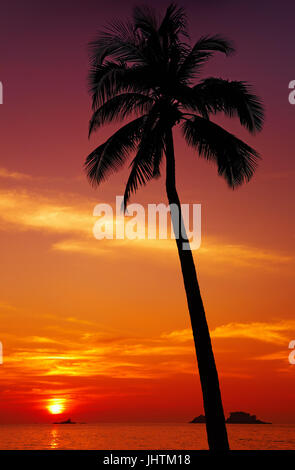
[85,3,263,207]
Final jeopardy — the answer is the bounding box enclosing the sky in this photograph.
[0,0,294,424]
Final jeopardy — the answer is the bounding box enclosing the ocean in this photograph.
[0,423,294,450]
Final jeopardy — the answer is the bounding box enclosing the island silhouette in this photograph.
[53,418,76,424]
[190,411,271,424]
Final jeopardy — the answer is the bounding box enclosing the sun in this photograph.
[47,399,66,415]
[48,404,63,414]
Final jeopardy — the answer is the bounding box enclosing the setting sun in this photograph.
[47,399,65,415]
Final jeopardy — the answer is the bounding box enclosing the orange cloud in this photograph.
[0,184,292,269]
[211,320,295,344]
[0,168,32,180]
[163,320,295,345]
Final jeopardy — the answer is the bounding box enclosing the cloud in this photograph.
[52,239,111,256]
[211,320,295,344]
[0,186,292,268]
[0,190,93,236]
[2,322,195,383]
[2,318,294,405]
[29,336,62,345]
[200,243,292,266]
[123,344,191,356]
[161,329,192,343]
[0,168,32,180]
[252,351,289,361]
[164,320,295,345]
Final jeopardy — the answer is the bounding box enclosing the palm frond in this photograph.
[133,5,159,37]
[174,84,210,119]
[88,61,126,110]
[88,93,153,136]
[158,3,188,40]
[88,20,144,65]
[123,155,155,211]
[193,78,264,133]
[85,115,147,185]
[192,35,234,55]
[178,35,234,83]
[123,113,165,209]
[88,63,155,111]
[182,115,260,187]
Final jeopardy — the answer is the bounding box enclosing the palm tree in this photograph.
[84,3,264,450]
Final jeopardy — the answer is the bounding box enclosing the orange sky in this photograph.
[0,0,295,424]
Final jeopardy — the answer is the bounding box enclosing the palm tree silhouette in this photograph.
[84,3,264,450]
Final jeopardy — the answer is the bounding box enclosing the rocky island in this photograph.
[53,418,76,424]
[190,411,271,424]
[190,415,206,423]
[226,412,271,424]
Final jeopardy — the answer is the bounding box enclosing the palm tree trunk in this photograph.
[165,126,229,451]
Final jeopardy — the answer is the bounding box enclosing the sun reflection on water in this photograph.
[50,428,59,449]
